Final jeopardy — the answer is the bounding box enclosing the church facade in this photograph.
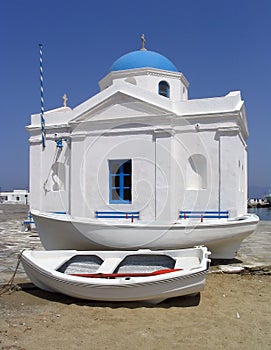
[27,40,249,224]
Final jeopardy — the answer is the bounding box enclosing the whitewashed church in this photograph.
[27,36,249,229]
[27,36,248,221]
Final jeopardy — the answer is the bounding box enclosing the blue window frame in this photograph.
[109,159,132,203]
[158,81,170,98]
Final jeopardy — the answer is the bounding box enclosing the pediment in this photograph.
[71,92,171,124]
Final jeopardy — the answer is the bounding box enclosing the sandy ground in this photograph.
[0,274,270,350]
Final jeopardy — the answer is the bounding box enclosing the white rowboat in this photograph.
[21,246,210,304]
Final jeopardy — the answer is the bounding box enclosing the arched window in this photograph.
[158,81,170,98]
[186,154,207,190]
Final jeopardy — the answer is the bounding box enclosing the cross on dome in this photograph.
[62,93,68,107]
[140,34,147,51]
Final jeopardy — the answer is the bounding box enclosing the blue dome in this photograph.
[110,50,178,72]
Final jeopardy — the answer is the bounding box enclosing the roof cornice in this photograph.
[99,67,189,91]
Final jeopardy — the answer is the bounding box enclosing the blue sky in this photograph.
[1,0,270,197]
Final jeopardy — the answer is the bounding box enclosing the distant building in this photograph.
[0,189,29,204]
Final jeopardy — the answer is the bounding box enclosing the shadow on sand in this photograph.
[17,282,201,309]
[211,258,243,266]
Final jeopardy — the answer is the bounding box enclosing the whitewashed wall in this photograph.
[27,66,249,221]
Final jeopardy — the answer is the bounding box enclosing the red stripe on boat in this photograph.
[70,268,182,278]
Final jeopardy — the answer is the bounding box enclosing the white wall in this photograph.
[28,117,247,221]
[30,135,70,213]
[70,131,156,220]
[219,132,247,216]
[99,69,189,101]
[27,68,248,221]
[173,128,219,213]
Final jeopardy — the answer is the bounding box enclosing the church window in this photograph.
[109,159,132,203]
[186,154,207,190]
[158,81,170,98]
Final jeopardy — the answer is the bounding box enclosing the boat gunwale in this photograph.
[21,249,210,287]
[21,256,209,288]
[31,210,259,229]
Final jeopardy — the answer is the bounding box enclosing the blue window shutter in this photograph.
[109,159,132,204]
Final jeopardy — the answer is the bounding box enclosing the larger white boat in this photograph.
[21,247,210,303]
[31,210,258,259]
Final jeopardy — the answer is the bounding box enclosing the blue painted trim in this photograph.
[56,139,63,149]
[180,214,229,219]
[96,211,139,219]
[96,211,139,214]
[180,211,229,214]
[51,211,67,214]
[179,211,229,219]
[109,160,132,204]
[96,215,139,219]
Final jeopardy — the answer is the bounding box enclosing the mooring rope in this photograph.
[0,249,26,296]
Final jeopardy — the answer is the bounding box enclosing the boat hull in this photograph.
[31,211,259,259]
[21,248,210,303]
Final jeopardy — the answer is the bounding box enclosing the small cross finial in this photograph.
[140,34,147,51]
[62,93,68,107]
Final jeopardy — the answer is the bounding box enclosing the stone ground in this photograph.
[0,205,42,284]
[217,220,271,273]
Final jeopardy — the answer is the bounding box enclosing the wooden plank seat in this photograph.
[179,210,229,219]
[95,211,139,219]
